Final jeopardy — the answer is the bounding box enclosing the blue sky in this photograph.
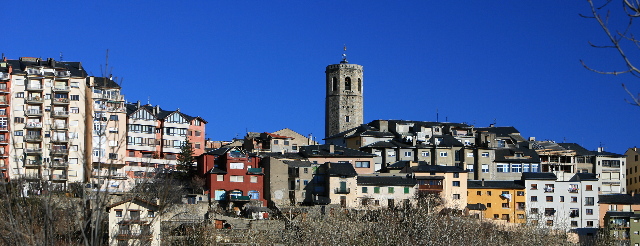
[2,1,639,154]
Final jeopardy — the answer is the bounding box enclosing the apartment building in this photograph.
[467,180,527,223]
[107,197,161,246]
[87,76,128,192]
[626,147,640,194]
[0,59,12,182]
[124,102,206,182]
[523,172,599,237]
[6,57,88,189]
[593,148,626,194]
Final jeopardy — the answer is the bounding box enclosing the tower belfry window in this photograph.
[332,77,338,91]
[345,116,350,122]
[358,78,361,92]
[345,77,351,91]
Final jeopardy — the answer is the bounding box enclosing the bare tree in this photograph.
[582,0,640,105]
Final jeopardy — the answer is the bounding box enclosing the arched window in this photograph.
[345,77,351,91]
[358,78,362,92]
[332,77,338,91]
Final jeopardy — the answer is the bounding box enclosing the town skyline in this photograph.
[3,1,639,153]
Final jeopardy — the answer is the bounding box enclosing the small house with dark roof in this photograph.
[259,153,317,207]
[357,174,417,208]
[299,144,377,174]
[467,180,527,223]
[312,162,359,207]
[107,197,161,246]
[598,194,640,227]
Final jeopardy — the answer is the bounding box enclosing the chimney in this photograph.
[598,147,604,153]
[481,178,485,187]
[155,105,160,115]
[409,161,419,167]
[528,137,536,141]
[329,144,335,154]
[379,120,389,132]
[136,100,141,108]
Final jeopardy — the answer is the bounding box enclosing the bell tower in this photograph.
[325,48,364,138]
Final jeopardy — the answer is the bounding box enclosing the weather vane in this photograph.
[341,45,348,63]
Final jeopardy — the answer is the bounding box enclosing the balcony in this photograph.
[52,111,69,118]
[25,85,43,91]
[51,174,67,181]
[52,98,69,105]
[25,97,44,104]
[24,160,42,167]
[50,161,68,168]
[25,122,43,129]
[0,86,8,93]
[0,138,8,145]
[116,230,152,239]
[51,124,68,130]
[568,188,579,193]
[543,187,554,193]
[25,109,43,116]
[109,173,128,180]
[334,188,351,194]
[52,86,70,92]
[51,149,69,156]
[0,126,8,132]
[229,195,251,202]
[0,100,7,107]
[55,71,71,78]
[247,168,263,175]
[418,185,443,190]
[94,93,124,101]
[25,148,42,155]
[50,137,68,143]
[25,135,42,142]
[0,73,9,80]
[23,173,41,180]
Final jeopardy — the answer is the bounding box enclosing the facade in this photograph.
[467,180,527,223]
[198,147,266,209]
[325,56,363,138]
[626,147,640,194]
[598,194,640,227]
[299,144,376,174]
[0,59,11,182]
[603,211,640,245]
[523,172,599,236]
[7,57,88,189]
[310,162,358,207]
[243,132,295,153]
[107,197,161,246]
[87,76,128,192]
[593,148,626,194]
[357,174,416,208]
[261,154,316,207]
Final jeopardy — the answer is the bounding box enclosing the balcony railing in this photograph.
[52,86,70,92]
[0,126,8,132]
[51,174,67,181]
[229,195,251,201]
[568,188,579,193]
[52,98,70,104]
[51,124,68,130]
[25,135,42,142]
[52,111,69,117]
[110,173,128,180]
[0,100,7,106]
[0,138,8,144]
[0,73,9,80]
[25,97,44,104]
[94,94,124,101]
[23,173,40,179]
[25,122,43,129]
[544,187,554,193]
[419,185,444,190]
[24,160,42,166]
[25,148,43,155]
[334,188,351,194]
[51,149,69,155]
[116,230,152,238]
[247,168,263,175]
[55,71,71,77]
[25,109,43,116]
[50,161,68,168]
[25,85,43,91]
[50,137,68,143]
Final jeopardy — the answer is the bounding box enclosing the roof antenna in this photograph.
[147,96,150,105]
[59,52,63,62]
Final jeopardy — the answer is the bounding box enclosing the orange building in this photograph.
[467,180,527,223]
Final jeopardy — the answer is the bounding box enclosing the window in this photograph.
[502,203,509,208]
[148,211,155,218]
[531,208,539,214]
[545,208,555,216]
[230,176,244,182]
[452,181,460,187]
[546,196,553,202]
[517,191,524,196]
[374,187,380,194]
[453,173,459,178]
[482,152,489,157]
[517,214,525,219]
[544,184,554,192]
[404,187,409,194]
[362,187,368,193]
[217,175,224,181]
[70,107,79,114]
[345,77,351,90]
[487,203,492,208]
[388,187,394,194]
[493,214,499,219]
[531,184,538,190]
[586,185,593,191]
[439,152,448,157]
[230,162,244,169]
[586,209,593,215]
[109,153,118,160]
[585,197,594,206]
[487,191,492,196]
[467,164,474,172]
[560,196,564,202]
[481,164,489,173]
[16,92,24,98]
[531,196,538,202]
[587,221,594,227]
[497,164,508,172]
[70,95,79,101]
[453,194,460,199]
[355,161,370,168]
[109,115,118,121]
[115,210,122,217]
[303,168,308,173]
[345,116,350,122]
[477,191,482,196]
[511,164,522,173]
[70,82,79,88]
[404,151,412,157]
[571,196,578,203]
[387,151,395,157]
[421,151,429,157]
[14,117,24,123]
[250,176,258,183]
[14,130,22,136]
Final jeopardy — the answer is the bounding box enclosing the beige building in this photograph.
[356,174,416,208]
[107,197,161,246]
[7,57,88,189]
[626,148,640,194]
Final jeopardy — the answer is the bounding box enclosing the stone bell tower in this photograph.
[325,48,364,138]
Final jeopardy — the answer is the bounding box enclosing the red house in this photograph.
[198,147,265,209]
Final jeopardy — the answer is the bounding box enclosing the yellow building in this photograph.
[626,148,640,194]
[467,180,527,223]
